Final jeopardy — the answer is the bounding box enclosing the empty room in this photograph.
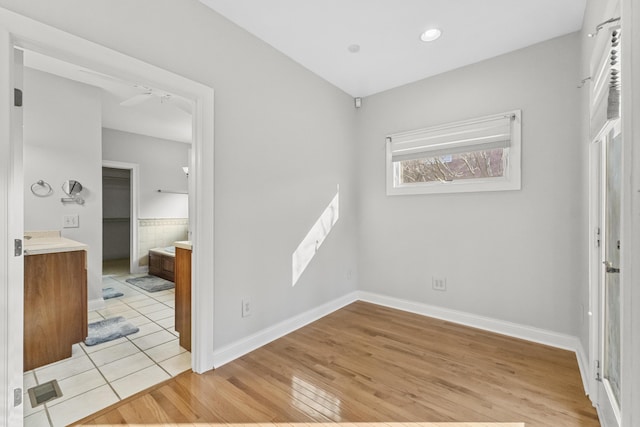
[0,1,639,427]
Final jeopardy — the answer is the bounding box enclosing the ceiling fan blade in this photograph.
[120,93,153,107]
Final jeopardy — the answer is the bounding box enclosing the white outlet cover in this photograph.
[242,298,252,317]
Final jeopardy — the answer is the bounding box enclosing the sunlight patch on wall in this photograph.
[292,186,339,286]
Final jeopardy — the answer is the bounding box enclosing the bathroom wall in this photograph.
[23,67,103,303]
[102,128,190,268]
[102,128,189,219]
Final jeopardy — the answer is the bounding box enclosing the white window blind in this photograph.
[386,110,521,195]
[590,26,621,139]
[388,113,514,163]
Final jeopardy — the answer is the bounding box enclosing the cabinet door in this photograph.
[24,251,86,371]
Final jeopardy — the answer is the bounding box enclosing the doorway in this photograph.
[0,10,215,425]
[102,166,132,275]
[591,121,622,427]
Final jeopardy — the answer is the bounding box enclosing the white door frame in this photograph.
[0,8,215,423]
[0,38,24,426]
[102,160,141,275]
[589,121,622,427]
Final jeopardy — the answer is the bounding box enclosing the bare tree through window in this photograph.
[399,148,506,184]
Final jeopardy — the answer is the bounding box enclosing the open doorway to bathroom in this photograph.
[21,49,194,427]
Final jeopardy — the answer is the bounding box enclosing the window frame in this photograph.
[386,110,522,195]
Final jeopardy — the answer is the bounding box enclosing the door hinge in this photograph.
[13,388,22,407]
[595,359,602,382]
[14,239,22,257]
[14,88,22,107]
[595,227,601,248]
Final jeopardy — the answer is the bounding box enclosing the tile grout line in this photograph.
[79,337,124,402]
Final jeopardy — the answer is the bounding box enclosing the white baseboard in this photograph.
[575,342,592,396]
[88,298,105,312]
[358,291,581,351]
[212,291,359,368]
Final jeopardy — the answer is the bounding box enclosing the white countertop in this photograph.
[174,240,192,250]
[24,231,88,255]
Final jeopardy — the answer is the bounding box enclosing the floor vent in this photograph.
[27,380,63,407]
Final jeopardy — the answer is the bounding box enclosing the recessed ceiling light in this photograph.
[347,44,361,53]
[420,28,442,42]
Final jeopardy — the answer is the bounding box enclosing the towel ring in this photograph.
[31,180,53,197]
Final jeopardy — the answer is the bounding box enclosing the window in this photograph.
[386,110,521,195]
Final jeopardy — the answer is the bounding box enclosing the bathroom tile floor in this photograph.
[23,272,191,427]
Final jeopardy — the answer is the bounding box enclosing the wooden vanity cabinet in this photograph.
[175,247,191,351]
[149,251,175,282]
[24,250,88,371]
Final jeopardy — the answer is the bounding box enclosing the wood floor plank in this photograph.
[75,301,599,426]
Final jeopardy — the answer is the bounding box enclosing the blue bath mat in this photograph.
[126,275,174,292]
[102,287,123,300]
[84,316,139,346]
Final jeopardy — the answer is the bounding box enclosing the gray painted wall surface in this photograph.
[2,0,359,348]
[355,33,583,336]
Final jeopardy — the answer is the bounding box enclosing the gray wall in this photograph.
[1,0,359,348]
[23,68,104,302]
[355,33,583,336]
[102,128,189,219]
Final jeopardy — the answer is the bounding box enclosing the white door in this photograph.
[597,123,623,427]
[1,34,25,425]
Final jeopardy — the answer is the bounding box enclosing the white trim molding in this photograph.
[358,291,581,351]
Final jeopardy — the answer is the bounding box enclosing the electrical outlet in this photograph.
[432,277,447,291]
[63,214,79,228]
[242,298,252,317]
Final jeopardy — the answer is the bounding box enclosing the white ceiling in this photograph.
[200,0,587,97]
[24,51,192,143]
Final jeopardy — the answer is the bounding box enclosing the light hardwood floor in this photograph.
[75,302,599,426]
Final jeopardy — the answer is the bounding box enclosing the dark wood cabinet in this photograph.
[149,250,175,282]
[175,247,191,351]
[24,250,87,371]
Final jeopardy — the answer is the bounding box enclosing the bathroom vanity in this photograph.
[174,241,192,351]
[23,231,88,371]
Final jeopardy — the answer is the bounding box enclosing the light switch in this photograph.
[63,214,79,228]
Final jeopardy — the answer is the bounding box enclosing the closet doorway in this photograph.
[102,161,139,275]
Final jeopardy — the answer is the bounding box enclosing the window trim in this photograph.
[386,110,522,195]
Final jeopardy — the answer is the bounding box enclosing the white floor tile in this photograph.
[155,316,175,329]
[110,365,170,399]
[152,294,174,303]
[87,311,104,322]
[89,341,140,366]
[131,330,176,351]
[150,289,174,297]
[99,352,155,383]
[23,371,37,389]
[97,308,140,320]
[22,392,45,417]
[144,339,185,363]
[159,352,192,377]
[120,294,147,303]
[47,385,118,427]
[24,410,50,427]
[49,368,105,406]
[146,308,174,321]
[81,336,128,354]
[129,322,163,338]
[35,355,94,384]
[135,302,169,315]
[163,300,176,308]
[126,298,160,309]
[126,315,153,327]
